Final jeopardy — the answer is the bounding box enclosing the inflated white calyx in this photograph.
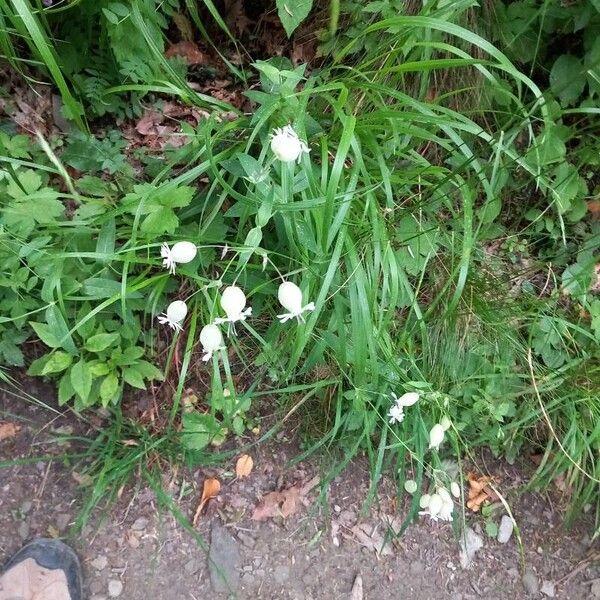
[157,300,188,332]
[277,281,315,323]
[161,241,197,274]
[428,423,445,451]
[270,125,309,163]
[214,285,252,327]
[404,480,418,495]
[451,481,461,498]
[200,324,224,362]
[440,415,452,431]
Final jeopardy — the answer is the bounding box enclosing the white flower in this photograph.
[388,403,405,425]
[199,324,224,362]
[277,281,315,323]
[270,125,309,163]
[391,391,420,407]
[214,285,252,328]
[157,300,188,332]
[428,423,445,451]
[161,241,197,274]
[437,488,454,522]
[420,492,443,521]
[419,494,431,509]
[404,479,418,494]
[440,415,452,431]
[451,481,461,498]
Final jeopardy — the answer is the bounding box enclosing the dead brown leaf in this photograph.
[165,41,207,65]
[0,421,21,441]
[466,472,499,512]
[587,200,600,220]
[252,476,319,521]
[235,454,253,478]
[193,478,221,526]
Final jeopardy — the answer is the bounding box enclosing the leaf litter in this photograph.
[252,475,319,521]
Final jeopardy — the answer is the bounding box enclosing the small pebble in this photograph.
[20,501,32,515]
[107,579,123,598]
[541,580,555,597]
[130,517,148,531]
[497,515,514,544]
[237,531,256,549]
[91,556,108,571]
[273,565,290,585]
[18,521,29,541]
[522,568,539,596]
[89,580,103,594]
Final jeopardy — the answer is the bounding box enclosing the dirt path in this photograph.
[1,385,598,600]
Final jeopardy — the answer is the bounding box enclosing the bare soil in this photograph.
[1,383,599,600]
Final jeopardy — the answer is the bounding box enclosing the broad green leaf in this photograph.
[141,206,178,235]
[276,0,313,37]
[100,372,120,403]
[85,332,120,353]
[95,218,116,261]
[41,351,73,375]
[46,306,77,354]
[181,412,222,450]
[550,55,585,106]
[58,372,75,406]
[122,367,146,389]
[133,360,164,381]
[30,321,61,348]
[71,359,92,401]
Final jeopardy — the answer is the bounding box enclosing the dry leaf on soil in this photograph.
[0,421,21,441]
[193,478,221,526]
[466,472,499,512]
[165,41,207,65]
[235,454,253,478]
[350,574,363,600]
[252,476,319,521]
[345,523,393,557]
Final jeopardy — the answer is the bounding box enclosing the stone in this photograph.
[241,572,255,586]
[497,515,514,544]
[107,580,123,598]
[184,559,201,575]
[89,580,104,594]
[274,565,290,585]
[541,580,555,597]
[18,521,29,541]
[208,521,241,594]
[91,556,108,571]
[591,580,600,598]
[522,569,539,596]
[20,501,32,515]
[90,596,108,600]
[130,517,148,531]
[237,531,256,548]
[459,528,484,569]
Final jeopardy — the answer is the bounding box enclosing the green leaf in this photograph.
[58,372,75,406]
[100,372,120,403]
[122,367,146,389]
[550,55,585,106]
[141,206,178,235]
[96,218,116,261]
[30,321,61,348]
[276,0,313,37]
[133,360,164,381]
[71,359,92,401]
[85,332,120,353]
[41,351,73,375]
[181,412,222,450]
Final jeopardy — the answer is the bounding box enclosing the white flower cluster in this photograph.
[270,125,309,163]
[156,242,315,361]
[387,391,420,425]
[405,479,462,523]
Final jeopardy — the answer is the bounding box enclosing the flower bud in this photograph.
[428,423,445,451]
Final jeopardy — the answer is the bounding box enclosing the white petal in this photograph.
[419,493,431,509]
[428,493,443,517]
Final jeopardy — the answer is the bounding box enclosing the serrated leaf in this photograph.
[276,0,313,37]
[141,206,178,235]
[85,332,120,353]
[71,360,92,401]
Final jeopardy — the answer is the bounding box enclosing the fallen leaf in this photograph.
[346,523,393,557]
[587,200,600,220]
[235,454,253,478]
[193,478,221,526]
[0,421,20,441]
[47,525,59,539]
[165,41,207,65]
[350,574,363,600]
[466,472,499,512]
[252,476,319,521]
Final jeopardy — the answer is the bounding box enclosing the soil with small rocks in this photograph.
[1,382,599,600]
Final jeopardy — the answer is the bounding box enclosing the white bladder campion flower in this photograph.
[437,487,454,522]
[214,285,252,328]
[404,480,418,494]
[157,300,188,332]
[161,241,197,275]
[199,324,224,362]
[421,493,443,520]
[440,415,452,431]
[428,423,446,451]
[388,391,419,425]
[419,494,431,509]
[270,125,309,163]
[451,481,461,498]
[277,281,315,323]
